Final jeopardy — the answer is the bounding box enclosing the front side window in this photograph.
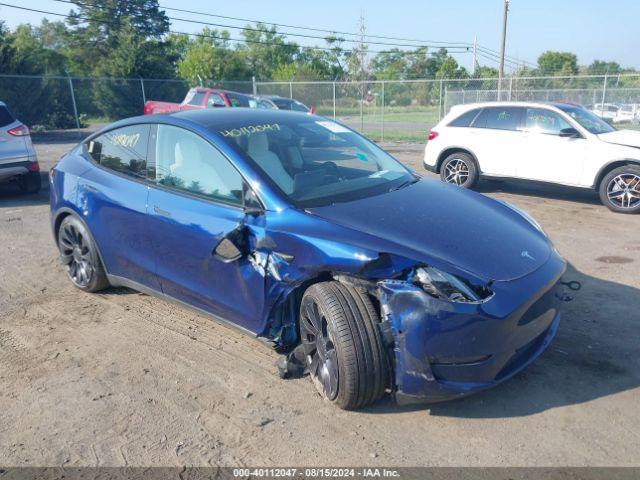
[206,93,226,108]
[87,124,150,179]
[473,107,523,131]
[525,108,572,135]
[556,104,615,134]
[216,118,413,207]
[226,93,251,108]
[153,124,244,206]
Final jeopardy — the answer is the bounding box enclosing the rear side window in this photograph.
[448,108,480,127]
[0,106,15,128]
[473,107,523,131]
[87,124,150,179]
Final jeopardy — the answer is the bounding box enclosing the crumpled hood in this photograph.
[309,179,551,282]
[597,129,640,148]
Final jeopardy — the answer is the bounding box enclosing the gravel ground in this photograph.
[0,135,638,467]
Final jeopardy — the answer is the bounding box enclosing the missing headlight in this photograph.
[413,267,492,303]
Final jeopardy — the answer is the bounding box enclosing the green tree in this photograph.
[587,60,622,75]
[238,24,299,80]
[537,51,578,76]
[178,28,250,84]
[66,0,169,74]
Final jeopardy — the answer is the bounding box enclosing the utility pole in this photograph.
[472,35,478,75]
[498,0,510,99]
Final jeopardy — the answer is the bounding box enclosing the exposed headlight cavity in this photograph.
[413,267,492,303]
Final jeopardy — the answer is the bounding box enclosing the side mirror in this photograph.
[559,127,581,138]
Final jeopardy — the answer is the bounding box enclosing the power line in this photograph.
[0,2,470,57]
[50,0,478,52]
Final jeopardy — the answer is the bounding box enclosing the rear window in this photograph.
[473,107,523,131]
[188,91,206,106]
[0,105,15,128]
[448,108,480,127]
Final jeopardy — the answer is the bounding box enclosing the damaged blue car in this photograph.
[50,109,566,409]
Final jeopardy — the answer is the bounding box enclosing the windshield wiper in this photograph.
[388,176,420,192]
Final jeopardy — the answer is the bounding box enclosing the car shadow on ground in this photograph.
[476,179,602,205]
[0,172,50,207]
[363,263,640,417]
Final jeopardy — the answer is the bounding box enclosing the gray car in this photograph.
[0,101,40,193]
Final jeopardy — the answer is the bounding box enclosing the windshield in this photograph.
[216,117,414,207]
[556,104,615,134]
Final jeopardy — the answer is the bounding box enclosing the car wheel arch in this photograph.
[53,209,109,275]
[436,147,480,174]
[594,159,640,189]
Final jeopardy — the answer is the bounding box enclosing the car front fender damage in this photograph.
[255,238,442,399]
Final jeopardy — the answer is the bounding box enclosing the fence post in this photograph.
[332,81,336,120]
[438,77,444,121]
[360,80,364,132]
[289,81,293,99]
[601,74,608,113]
[139,77,146,106]
[252,76,257,95]
[66,74,80,131]
[381,81,385,142]
[508,77,513,101]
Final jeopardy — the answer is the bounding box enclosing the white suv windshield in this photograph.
[556,104,615,134]
[216,118,414,207]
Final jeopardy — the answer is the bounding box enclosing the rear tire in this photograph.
[57,216,109,292]
[299,281,390,410]
[440,152,479,188]
[19,172,41,194]
[598,165,640,214]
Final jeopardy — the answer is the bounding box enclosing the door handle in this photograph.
[153,205,171,218]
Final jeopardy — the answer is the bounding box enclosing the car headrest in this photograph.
[247,132,269,156]
[174,138,200,167]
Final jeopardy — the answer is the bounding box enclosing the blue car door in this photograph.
[145,123,266,333]
[78,123,160,291]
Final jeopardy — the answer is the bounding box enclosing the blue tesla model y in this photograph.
[50,109,566,409]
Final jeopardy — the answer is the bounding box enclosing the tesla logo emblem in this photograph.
[521,251,535,261]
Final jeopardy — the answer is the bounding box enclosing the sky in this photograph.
[1,0,639,70]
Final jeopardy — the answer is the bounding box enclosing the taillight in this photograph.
[7,124,30,136]
[28,161,39,172]
[309,105,315,114]
[428,131,439,141]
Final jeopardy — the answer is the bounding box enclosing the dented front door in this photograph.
[146,186,266,333]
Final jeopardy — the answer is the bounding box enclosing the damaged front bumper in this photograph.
[379,253,566,404]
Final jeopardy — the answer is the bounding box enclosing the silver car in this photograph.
[0,101,40,193]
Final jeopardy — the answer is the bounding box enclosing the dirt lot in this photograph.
[0,134,639,467]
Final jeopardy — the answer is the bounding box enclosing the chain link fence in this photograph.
[2,73,639,141]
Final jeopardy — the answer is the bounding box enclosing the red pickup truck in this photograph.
[144,88,258,115]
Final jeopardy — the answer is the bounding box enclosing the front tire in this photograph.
[299,281,390,410]
[599,165,640,214]
[57,216,109,292]
[440,152,479,188]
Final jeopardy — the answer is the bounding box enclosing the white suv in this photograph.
[424,101,640,214]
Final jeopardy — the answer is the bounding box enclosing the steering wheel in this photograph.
[321,161,341,178]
